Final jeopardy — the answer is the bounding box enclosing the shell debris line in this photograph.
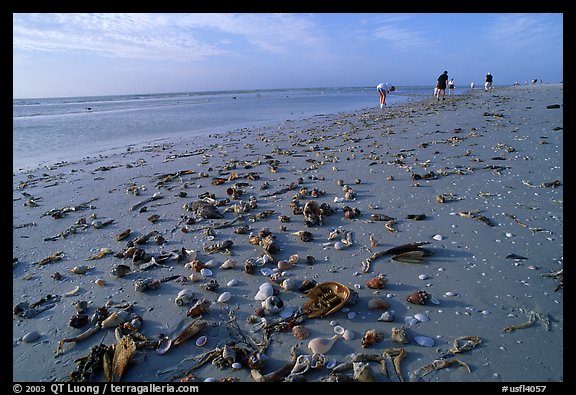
[13,84,563,382]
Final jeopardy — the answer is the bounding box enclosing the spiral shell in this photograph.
[406,290,430,305]
[366,275,386,290]
[390,327,408,344]
[361,329,385,348]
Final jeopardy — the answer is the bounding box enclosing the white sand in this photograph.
[13,84,563,383]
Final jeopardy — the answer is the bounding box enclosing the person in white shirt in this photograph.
[376,83,394,108]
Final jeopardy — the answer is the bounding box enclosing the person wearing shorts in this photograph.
[436,71,449,101]
[448,79,455,95]
[376,82,390,108]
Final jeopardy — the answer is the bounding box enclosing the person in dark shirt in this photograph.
[436,70,449,101]
[485,72,494,91]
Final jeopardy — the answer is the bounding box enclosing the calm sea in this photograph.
[13,86,455,171]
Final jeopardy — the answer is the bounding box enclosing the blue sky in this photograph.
[13,13,563,98]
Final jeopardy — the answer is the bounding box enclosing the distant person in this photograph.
[376,82,393,108]
[436,70,449,101]
[448,79,455,95]
[485,72,493,92]
[470,82,475,89]
[532,78,538,85]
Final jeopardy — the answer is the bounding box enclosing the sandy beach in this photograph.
[13,84,563,383]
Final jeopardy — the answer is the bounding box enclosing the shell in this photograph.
[245,352,264,370]
[378,311,394,322]
[255,283,274,301]
[200,268,213,277]
[281,278,298,291]
[342,329,355,341]
[231,362,242,370]
[333,325,345,335]
[195,335,208,347]
[414,313,430,322]
[292,325,310,340]
[188,272,203,282]
[361,329,385,348]
[226,279,238,287]
[367,297,390,311]
[279,306,294,318]
[186,298,210,317]
[112,335,136,382]
[220,259,237,269]
[303,281,351,318]
[288,254,299,265]
[156,337,172,355]
[308,335,339,354]
[392,250,426,263]
[175,289,193,306]
[262,295,284,314]
[70,265,93,274]
[217,291,232,303]
[406,290,430,305]
[101,311,130,329]
[325,359,337,370]
[69,314,89,328]
[414,335,435,347]
[173,320,207,346]
[353,362,376,382]
[95,279,106,287]
[277,260,294,271]
[432,234,444,241]
[111,264,131,278]
[22,331,41,343]
[390,327,408,344]
[366,275,386,289]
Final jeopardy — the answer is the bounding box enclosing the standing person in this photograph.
[436,71,449,101]
[376,82,391,108]
[470,82,475,89]
[485,72,493,91]
[448,79,455,95]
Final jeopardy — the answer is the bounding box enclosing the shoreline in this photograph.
[13,84,563,382]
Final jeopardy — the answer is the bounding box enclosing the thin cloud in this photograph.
[486,13,563,53]
[13,13,331,61]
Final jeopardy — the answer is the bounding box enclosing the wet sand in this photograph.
[13,84,563,383]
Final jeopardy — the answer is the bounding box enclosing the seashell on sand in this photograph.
[156,337,172,355]
[220,259,236,269]
[353,362,376,382]
[195,335,208,347]
[188,272,203,282]
[378,311,394,322]
[255,282,274,301]
[333,325,345,335]
[308,335,339,354]
[325,359,337,369]
[342,329,355,341]
[414,335,435,347]
[95,279,106,287]
[262,295,284,314]
[231,362,242,370]
[217,291,232,303]
[292,325,310,340]
[390,327,408,344]
[279,306,294,318]
[366,274,386,289]
[432,234,444,241]
[200,268,213,277]
[288,254,299,265]
[226,279,238,287]
[406,290,430,305]
[414,313,430,322]
[22,331,41,343]
[361,329,384,348]
[367,297,390,311]
[277,260,294,271]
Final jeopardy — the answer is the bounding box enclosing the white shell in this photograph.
[347,312,356,320]
[342,329,355,341]
[231,362,242,370]
[378,311,394,322]
[195,335,208,347]
[227,279,238,287]
[188,272,203,282]
[418,274,429,280]
[414,335,435,347]
[432,234,444,241]
[281,278,297,291]
[262,295,284,314]
[444,291,457,297]
[260,268,274,276]
[200,268,213,277]
[255,283,274,301]
[325,359,337,369]
[22,331,41,343]
[333,325,345,335]
[334,241,346,250]
[255,255,271,266]
[308,335,339,354]
[430,298,441,305]
[217,291,232,303]
[279,306,294,318]
[204,259,217,268]
[414,313,430,322]
[220,259,236,269]
[156,337,172,355]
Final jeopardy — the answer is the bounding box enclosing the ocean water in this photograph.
[13,86,457,171]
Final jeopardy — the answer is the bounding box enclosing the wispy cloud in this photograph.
[360,14,435,51]
[486,13,563,53]
[12,13,331,61]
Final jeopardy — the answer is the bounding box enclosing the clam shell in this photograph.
[361,329,384,348]
[414,313,430,322]
[325,359,337,369]
[292,325,310,340]
[432,234,444,241]
[204,259,217,268]
[226,279,238,287]
[195,335,208,347]
[255,283,274,301]
[188,272,203,282]
[279,306,294,318]
[22,331,41,343]
[217,291,232,303]
[231,362,242,370]
[281,278,298,291]
[156,337,172,355]
[308,335,339,354]
[378,311,394,322]
[262,295,284,314]
[342,329,355,341]
[200,268,213,277]
[260,268,274,276]
[277,260,294,271]
[220,259,236,269]
[414,335,435,347]
[334,241,346,250]
[288,254,299,265]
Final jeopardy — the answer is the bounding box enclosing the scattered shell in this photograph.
[188,273,203,282]
[288,254,299,265]
[367,297,390,311]
[325,359,337,369]
[527,265,539,270]
[262,295,284,314]
[308,335,339,354]
[111,264,131,278]
[444,291,457,297]
[414,335,435,347]
[175,289,193,306]
[361,329,384,348]
[414,313,430,322]
[418,274,429,280]
[347,312,356,320]
[390,327,408,344]
[255,283,274,300]
[406,290,430,305]
[187,298,210,317]
[366,274,387,289]
[220,259,236,269]
[292,325,310,340]
[277,260,294,271]
[405,316,419,326]
[279,306,294,318]
[94,279,106,287]
[195,335,208,347]
[156,337,172,355]
[260,268,274,276]
[227,279,238,287]
[217,292,232,303]
[200,268,213,277]
[231,362,242,370]
[333,325,345,335]
[63,286,81,297]
[378,311,394,322]
[432,234,444,241]
[21,331,41,343]
[342,329,355,341]
[353,362,376,382]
